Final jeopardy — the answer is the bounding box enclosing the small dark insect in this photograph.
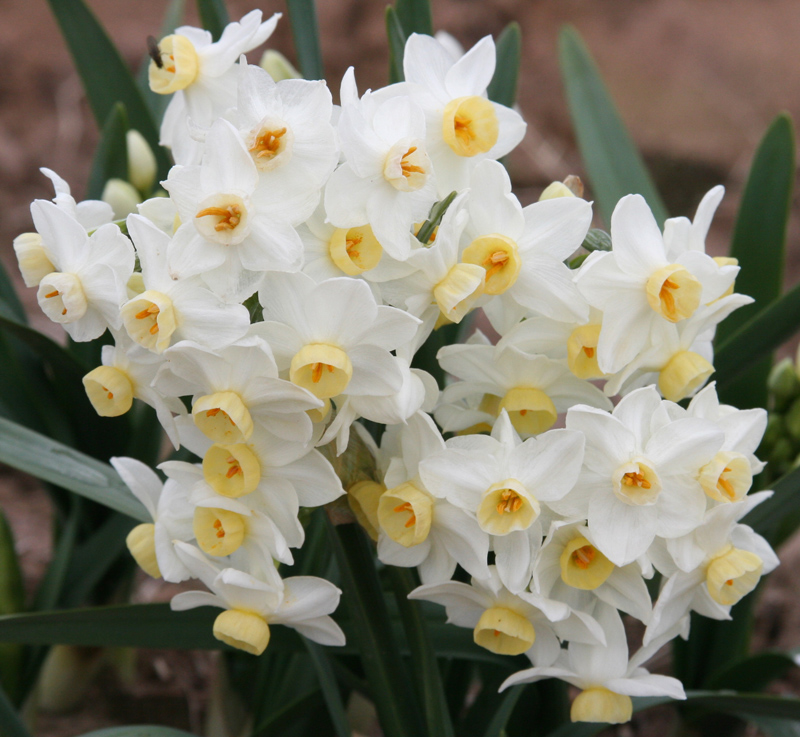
[147,35,163,69]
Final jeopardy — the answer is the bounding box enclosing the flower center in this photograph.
[567,324,604,380]
[645,264,702,323]
[499,388,558,436]
[329,225,383,276]
[290,344,353,400]
[148,34,199,95]
[477,479,539,535]
[121,290,177,353]
[377,482,433,547]
[193,507,246,557]
[203,443,261,498]
[383,139,430,192]
[194,194,250,246]
[442,96,499,157]
[37,272,87,324]
[83,366,134,418]
[612,459,661,505]
[461,234,521,295]
[192,391,254,444]
[247,117,294,171]
[559,536,615,590]
[698,451,752,503]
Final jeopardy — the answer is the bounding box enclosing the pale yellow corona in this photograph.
[194,194,250,246]
[83,366,134,417]
[567,324,604,380]
[290,344,353,400]
[706,545,762,606]
[698,451,752,503]
[193,507,246,557]
[213,610,270,655]
[121,290,178,353]
[612,459,661,505]
[499,388,557,435]
[477,479,539,535]
[442,96,499,157]
[461,234,521,295]
[383,141,430,191]
[13,233,54,288]
[433,263,485,323]
[192,392,254,444]
[37,272,88,324]
[148,35,199,94]
[559,536,614,590]
[570,688,632,724]
[658,350,714,402]
[645,264,702,323]
[539,181,576,201]
[377,482,433,547]
[247,118,294,172]
[329,226,383,276]
[348,480,386,541]
[712,256,738,300]
[473,607,535,656]
[203,443,261,498]
[126,523,161,578]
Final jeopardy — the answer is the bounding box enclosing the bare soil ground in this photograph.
[2,0,800,734]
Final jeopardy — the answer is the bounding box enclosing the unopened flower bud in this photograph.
[769,358,800,411]
[258,49,301,81]
[785,397,800,443]
[102,179,140,219]
[126,130,157,193]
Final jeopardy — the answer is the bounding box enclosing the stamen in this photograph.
[400,147,424,177]
[135,304,160,320]
[583,346,595,358]
[571,545,596,570]
[196,205,242,232]
[482,250,509,281]
[213,518,225,538]
[149,323,159,334]
[206,408,221,417]
[250,128,287,159]
[393,501,416,528]
[622,472,651,489]
[312,363,323,383]
[44,290,59,299]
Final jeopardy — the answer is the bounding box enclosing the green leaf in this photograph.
[0,417,147,522]
[390,567,455,737]
[0,683,31,737]
[744,465,800,548]
[558,25,668,228]
[32,498,82,612]
[87,103,129,200]
[482,685,525,737]
[0,509,24,703]
[395,0,433,36]
[251,688,324,737]
[747,715,800,737]
[0,256,27,325]
[487,23,521,108]
[45,0,171,178]
[706,651,796,692]
[196,0,228,41]
[286,0,324,80]
[78,728,197,737]
[386,7,408,84]
[327,522,423,737]
[715,113,796,409]
[304,639,350,737]
[416,191,457,245]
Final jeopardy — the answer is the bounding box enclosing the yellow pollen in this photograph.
[400,147,424,177]
[206,408,220,417]
[493,630,500,637]
[196,205,242,232]
[149,323,159,334]
[583,346,595,358]
[454,115,473,145]
[571,545,596,570]
[213,518,225,538]
[135,304,160,320]
[393,501,417,528]
[718,472,735,498]
[61,308,67,315]
[482,250,509,281]
[496,490,523,515]
[346,235,362,259]
[225,458,242,478]
[622,472,651,489]
[250,127,287,159]
[44,290,59,299]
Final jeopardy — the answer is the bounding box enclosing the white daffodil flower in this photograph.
[232,63,338,221]
[663,185,725,260]
[82,332,185,446]
[165,118,305,303]
[576,194,738,374]
[171,541,345,655]
[402,33,526,195]
[112,456,194,583]
[123,214,251,353]
[255,272,421,449]
[434,338,612,437]
[462,160,592,334]
[375,412,490,584]
[534,521,653,623]
[30,200,134,341]
[151,10,281,165]
[325,68,438,260]
[409,566,602,666]
[155,335,322,446]
[602,293,753,401]
[420,411,584,593]
[501,603,686,724]
[495,308,605,383]
[560,386,725,567]
[644,490,778,647]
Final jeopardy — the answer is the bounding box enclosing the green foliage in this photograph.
[286,0,324,80]
[45,0,171,178]
[558,26,668,227]
[196,0,228,40]
[395,0,433,37]
[487,23,522,108]
[87,103,130,200]
[386,6,408,84]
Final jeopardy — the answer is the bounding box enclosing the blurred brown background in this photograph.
[1,0,800,734]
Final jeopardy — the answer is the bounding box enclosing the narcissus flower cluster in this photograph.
[14,11,776,725]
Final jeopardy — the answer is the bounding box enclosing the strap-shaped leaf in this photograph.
[304,639,351,737]
[395,0,433,36]
[87,103,129,200]
[0,257,26,325]
[487,23,521,108]
[196,0,229,41]
[706,651,797,692]
[715,113,795,409]
[558,25,668,227]
[481,684,525,737]
[286,0,324,80]
[0,417,147,522]
[744,464,800,548]
[45,0,171,178]
[0,683,30,737]
[79,728,197,737]
[386,6,408,84]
